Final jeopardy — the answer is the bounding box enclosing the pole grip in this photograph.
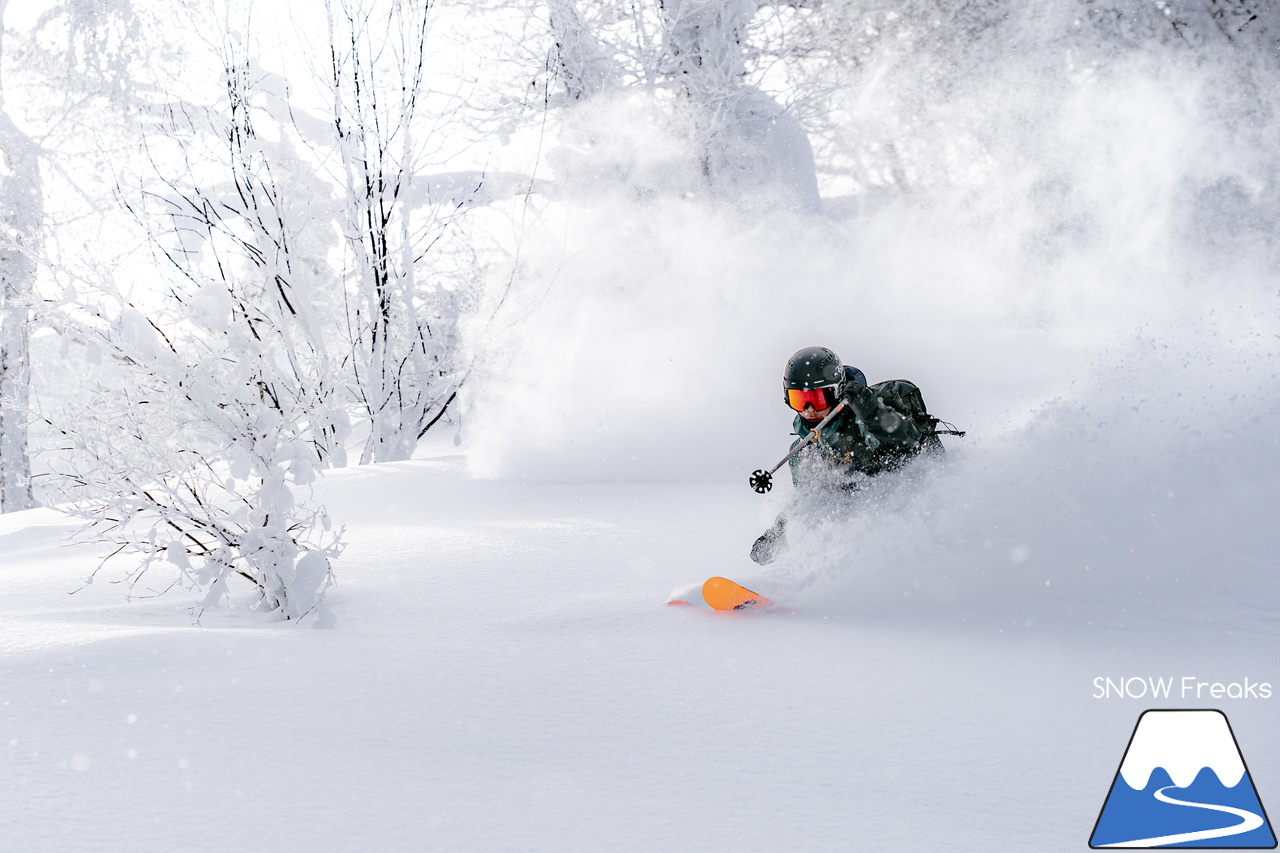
[769,398,848,474]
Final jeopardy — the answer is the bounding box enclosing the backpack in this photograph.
[868,378,961,452]
[842,366,964,450]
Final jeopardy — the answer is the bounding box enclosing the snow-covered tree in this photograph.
[659,0,819,206]
[0,0,41,513]
[742,0,1280,198]
[51,297,343,620]
[531,0,820,206]
[29,0,485,614]
[131,48,350,468]
[1,0,184,514]
[42,5,346,619]
[326,0,462,463]
[0,114,37,514]
[491,0,1280,209]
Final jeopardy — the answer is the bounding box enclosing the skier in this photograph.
[749,345,942,565]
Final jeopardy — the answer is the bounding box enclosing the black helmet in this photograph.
[782,346,845,412]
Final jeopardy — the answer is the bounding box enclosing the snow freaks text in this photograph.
[1092,677,1273,700]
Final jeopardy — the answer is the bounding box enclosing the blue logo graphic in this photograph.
[1091,709,1276,848]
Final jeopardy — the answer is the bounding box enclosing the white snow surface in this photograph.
[3,421,1279,852]
[1119,710,1245,790]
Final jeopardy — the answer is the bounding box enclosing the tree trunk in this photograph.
[0,4,39,513]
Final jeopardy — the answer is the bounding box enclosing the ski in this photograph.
[701,576,772,611]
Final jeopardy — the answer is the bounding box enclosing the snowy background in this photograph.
[2,0,1280,850]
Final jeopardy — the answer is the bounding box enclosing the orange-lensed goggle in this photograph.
[785,386,839,412]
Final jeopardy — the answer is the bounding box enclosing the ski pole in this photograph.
[749,399,850,493]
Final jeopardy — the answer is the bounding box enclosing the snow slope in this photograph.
[3,429,1279,852]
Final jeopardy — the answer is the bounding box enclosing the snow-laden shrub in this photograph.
[39,30,351,620]
[50,301,343,621]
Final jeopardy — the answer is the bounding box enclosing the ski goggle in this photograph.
[785,386,839,412]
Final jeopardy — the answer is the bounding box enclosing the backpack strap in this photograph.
[924,416,966,437]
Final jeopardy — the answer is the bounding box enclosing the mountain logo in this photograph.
[1090,709,1276,848]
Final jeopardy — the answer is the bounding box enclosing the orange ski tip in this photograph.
[702,576,773,611]
[666,599,692,606]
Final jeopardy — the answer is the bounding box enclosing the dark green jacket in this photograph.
[788,380,925,485]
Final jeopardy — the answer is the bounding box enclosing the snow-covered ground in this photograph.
[4,407,1279,851]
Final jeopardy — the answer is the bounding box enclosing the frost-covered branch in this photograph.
[327,0,462,463]
[43,9,348,619]
[48,314,343,620]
